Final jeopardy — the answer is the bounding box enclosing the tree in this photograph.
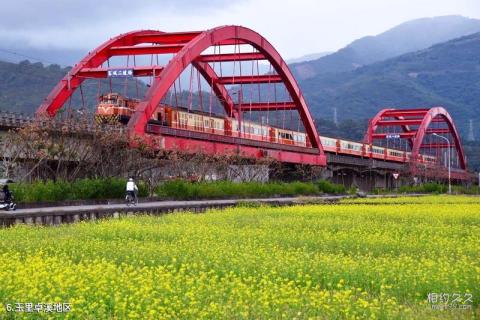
[0,130,22,178]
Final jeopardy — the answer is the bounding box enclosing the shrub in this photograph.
[398,182,447,194]
[10,178,148,203]
[155,179,345,200]
[9,178,349,203]
[316,180,346,194]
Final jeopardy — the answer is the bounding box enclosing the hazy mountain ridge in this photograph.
[291,15,480,79]
[286,52,333,64]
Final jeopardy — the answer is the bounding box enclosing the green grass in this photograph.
[373,183,480,195]
[0,195,478,319]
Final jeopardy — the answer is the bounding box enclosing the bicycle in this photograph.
[125,192,138,207]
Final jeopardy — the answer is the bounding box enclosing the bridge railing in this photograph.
[0,111,127,134]
[0,111,33,129]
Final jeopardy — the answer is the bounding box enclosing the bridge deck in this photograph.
[0,112,473,179]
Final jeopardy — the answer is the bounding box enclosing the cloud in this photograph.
[0,0,238,29]
[0,0,479,59]
[0,1,241,52]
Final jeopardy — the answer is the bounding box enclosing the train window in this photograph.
[348,144,358,150]
[278,132,293,140]
[194,116,202,129]
[204,120,209,128]
[294,134,305,142]
[321,138,334,146]
[178,113,187,128]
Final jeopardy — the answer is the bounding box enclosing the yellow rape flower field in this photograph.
[0,195,479,319]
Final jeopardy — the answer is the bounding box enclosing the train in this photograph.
[95,93,438,164]
[96,93,139,124]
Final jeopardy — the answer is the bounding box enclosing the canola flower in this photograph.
[0,196,478,319]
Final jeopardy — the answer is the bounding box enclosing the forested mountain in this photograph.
[300,32,480,141]
[0,60,147,114]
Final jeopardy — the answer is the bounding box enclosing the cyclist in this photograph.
[125,178,138,204]
[2,184,12,204]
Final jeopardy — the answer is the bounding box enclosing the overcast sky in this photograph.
[1,0,479,60]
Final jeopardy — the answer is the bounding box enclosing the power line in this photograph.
[0,47,67,67]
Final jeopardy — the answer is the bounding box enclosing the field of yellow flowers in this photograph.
[0,195,478,319]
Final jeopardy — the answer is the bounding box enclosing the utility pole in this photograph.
[333,107,338,126]
[467,119,475,141]
[433,133,451,194]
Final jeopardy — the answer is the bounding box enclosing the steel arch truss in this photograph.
[365,107,467,174]
[36,26,325,165]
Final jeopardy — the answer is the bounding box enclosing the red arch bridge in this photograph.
[34,26,474,187]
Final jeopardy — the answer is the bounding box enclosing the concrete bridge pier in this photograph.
[324,153,410,192]
[326,165,410,192]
